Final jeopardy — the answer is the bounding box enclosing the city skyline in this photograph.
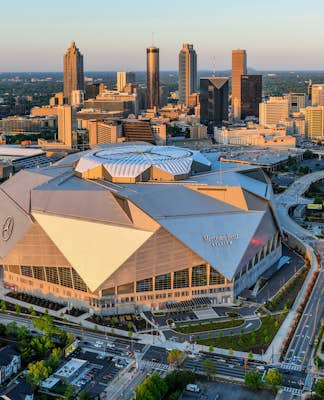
[0,0,323,72]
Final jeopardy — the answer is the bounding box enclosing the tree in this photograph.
[17,325,29,340]
[314,355,322,369]
[47,347,63,369]
[167,349,183,367]
[64,385,75,400]
[1,300,6,312]
[15,304,21,315]
[127,321,133,331]
[78,391,91,400]
[314,378,324,399]
[202,358,216,379]
[27,360,51,388]
[245,370,263,390]
[248,351,253,360]
[228,348,234,356]
[264,368,283,392]
[209,345,214,353]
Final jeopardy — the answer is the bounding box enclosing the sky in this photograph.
[0,0,323,72]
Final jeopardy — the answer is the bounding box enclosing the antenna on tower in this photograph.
[152,32,155,46]
[212,56,217,77]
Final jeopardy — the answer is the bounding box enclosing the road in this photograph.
[275,170,324,393]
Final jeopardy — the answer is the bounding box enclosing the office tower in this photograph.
[49,92,65,106]
[232,49,247,120]
[117,71,136,92]
[284,93,307,114]
[146,46,160,109]
[63,42,84,104]
[259,97,289,126]
[178,43,197,105]
[84,83,100,100]
[88,120,122,145]
[71,90,84,107]
[310,84,324,106]
[57,105,77,148]
[200,77,229,132]
[241,75,262,119]
[305,106,324,139]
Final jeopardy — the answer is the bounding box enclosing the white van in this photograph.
[186,384,200,393]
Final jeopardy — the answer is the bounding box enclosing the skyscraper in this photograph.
[241,75,262,119]
[232,49,247,120]
[178,43,197,105]
[117,71,136,92]
[146,46,160,109]
[63,42,84,104]
[200,77,229,133]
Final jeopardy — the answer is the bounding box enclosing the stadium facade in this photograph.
[0,143,282,314]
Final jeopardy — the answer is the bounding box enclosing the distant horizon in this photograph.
[0,69,324,74]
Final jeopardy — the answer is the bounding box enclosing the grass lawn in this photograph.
[175,318,244,334]
[197,314,286,354]
[265,266,309,312]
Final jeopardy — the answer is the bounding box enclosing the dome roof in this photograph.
[75,144,211,182]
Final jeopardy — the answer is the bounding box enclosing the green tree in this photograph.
[15,304,21,315]
[314,378,324,399]
[314,355,322,369]
[5,321,19,337]
[202,358,216,379]
[167,349,183,367]
[245,370,263,390]
[17,325,29,340]
[265,368,283,392]
[64,385,75,400]
[248,351,253,360]
[228,348,234,356]
[209,345,214,353]
[27,360,51,388]
[47,347,63,369]
[1,300,6,312]
[127,321,133,331]
[78,391,91,400]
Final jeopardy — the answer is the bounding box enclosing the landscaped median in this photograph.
[265,264,310,312]
[174,318,244,334]
[196,314,287,354]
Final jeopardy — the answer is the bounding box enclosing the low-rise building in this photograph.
[0,346,21,384]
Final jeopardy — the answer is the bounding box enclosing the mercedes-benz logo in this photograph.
[2,216,14,241]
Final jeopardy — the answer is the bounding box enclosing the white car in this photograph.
[186,384,201,393]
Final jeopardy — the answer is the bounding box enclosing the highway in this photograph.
[275,170,324,394]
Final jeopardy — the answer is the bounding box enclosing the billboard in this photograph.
[64,340,79,357]
[307,204,322,210]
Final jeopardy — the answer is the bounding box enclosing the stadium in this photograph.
[0,143,282,314]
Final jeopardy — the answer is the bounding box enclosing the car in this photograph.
[186,384,201,393]
[103,373,113,380]
[150,358,158,362]
[87,372,94,377]
[256,365,265,371]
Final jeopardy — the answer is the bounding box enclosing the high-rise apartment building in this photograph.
[57,105,77,148]
[146,46,160,109]
[178,43,197,105]
[241,75,262,119]
[310,84,324,106]
[259,97,289,127]
[117,71,136,92]
[232,49,247,120]
[305,106,324,139]
[200,77,229,132]
[63,42,84,104]
[284,93,307,114]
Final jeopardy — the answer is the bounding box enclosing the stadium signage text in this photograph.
[203,233,239,247]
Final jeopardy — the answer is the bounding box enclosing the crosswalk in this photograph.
[142,360,169,372]
[282,386,303,396]
[280,363,302,371]
[304,372,314,392]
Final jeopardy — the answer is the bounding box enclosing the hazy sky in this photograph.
[0,0,323,72]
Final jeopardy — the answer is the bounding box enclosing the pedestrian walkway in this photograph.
[304,371,314,392]
[141,360,169,372]
[280,363,302,372]
[282,387,303,396]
